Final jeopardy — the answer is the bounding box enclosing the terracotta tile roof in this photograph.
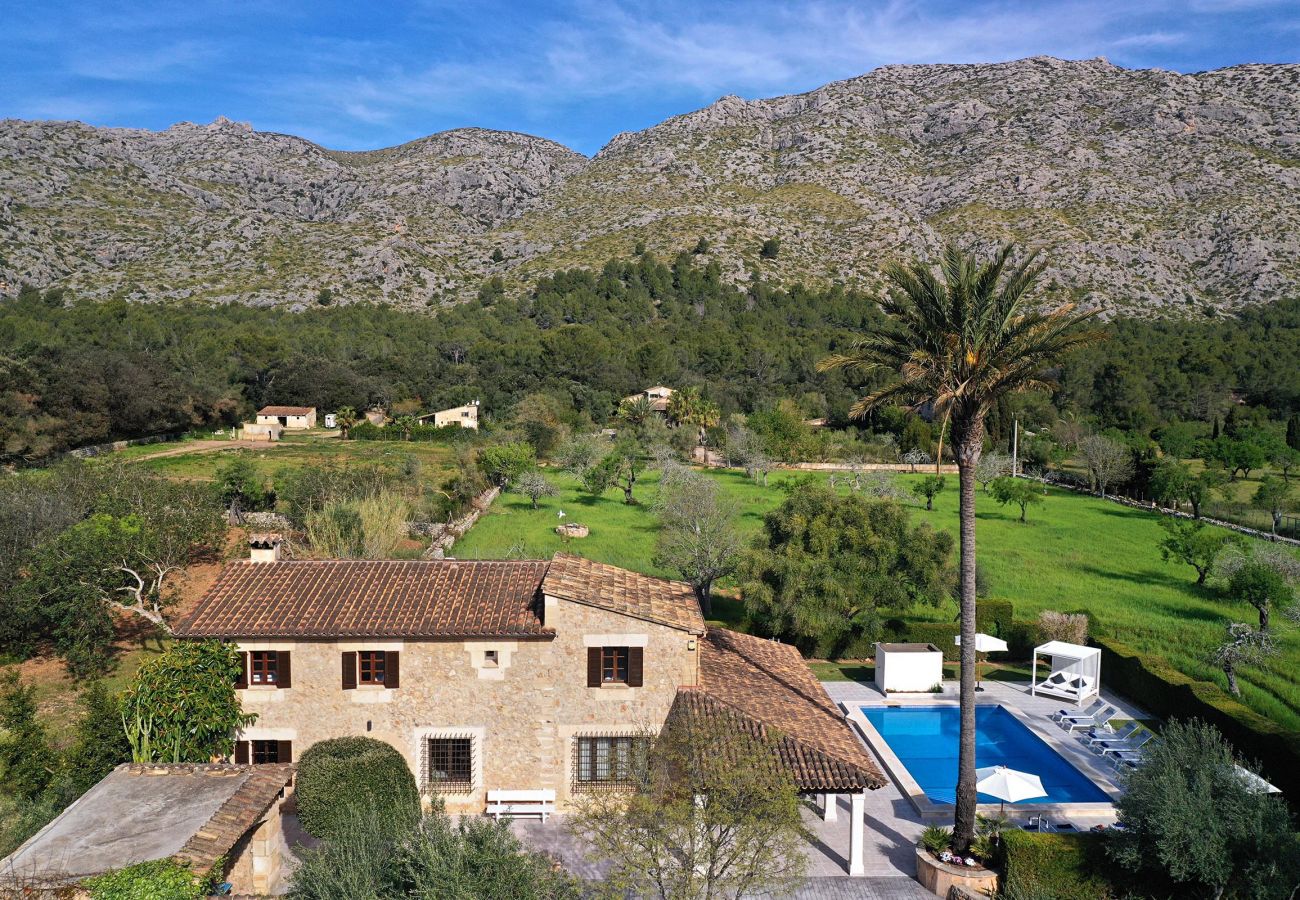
[542,553,706,635]
[257,405,315,416]
[168,764,294,873]
[175,560,552,639]
[681,628,885,792]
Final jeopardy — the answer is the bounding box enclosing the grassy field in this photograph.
[127,431,459,486]
[455,466,1300,730]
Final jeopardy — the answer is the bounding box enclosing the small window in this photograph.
[573,736,647,791]
[359,651,386,684]
[251,740,281,764]
[250,651,278,685]
[428,738,473,791]
[483,650,499,668]
[601,647,629,684]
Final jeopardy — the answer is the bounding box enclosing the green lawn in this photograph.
[455,466,1300,730]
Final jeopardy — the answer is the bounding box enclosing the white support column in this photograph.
[822,792,838,821]
[848,791,866,876]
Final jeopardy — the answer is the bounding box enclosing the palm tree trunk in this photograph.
[954,435,982,852]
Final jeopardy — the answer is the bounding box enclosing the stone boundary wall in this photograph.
[65,431,184,458]
[1023,473,1300,548]
[424,486,501,558]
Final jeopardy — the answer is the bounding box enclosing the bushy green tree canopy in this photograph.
[739,483,955,657]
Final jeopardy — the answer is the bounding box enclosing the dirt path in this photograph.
[130,439,277,461]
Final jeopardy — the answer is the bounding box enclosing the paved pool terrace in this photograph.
[826,678,1150,829]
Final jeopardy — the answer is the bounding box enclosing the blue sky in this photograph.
[2,0,1297,155]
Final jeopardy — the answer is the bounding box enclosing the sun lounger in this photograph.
[1085,722,1138,749]
[1098,730,1153,757]
[1061,706,1116,733]
[1051,699,1105,723]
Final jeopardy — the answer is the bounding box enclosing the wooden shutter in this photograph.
[385,651,400,689]
[234,741,249,764]
[627,647,644,687]
[587,648,602,687]
[277,651,291,689]
[342,651,357,690]
[277,740,293,763]
[234,652,248,689]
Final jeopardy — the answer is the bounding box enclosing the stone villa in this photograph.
[173,537,886,874]
[622,385,675,415]
[419,401,480,429]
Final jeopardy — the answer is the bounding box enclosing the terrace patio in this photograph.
[510,677,1150,893]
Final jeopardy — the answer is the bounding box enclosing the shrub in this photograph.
[295,736,421,841]
[84,859,213,900]
[920,825,951,855]
[1001,831,1117,900]
[1036,611,1088,646]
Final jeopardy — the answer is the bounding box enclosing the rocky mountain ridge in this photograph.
[2,56,1298,314]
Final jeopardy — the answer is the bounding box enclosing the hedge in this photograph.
[1095,636,1300,800]
[1000,831,1118,900]
[879,598,1034,662]
[348,421,473,443]
[295,736,421,841]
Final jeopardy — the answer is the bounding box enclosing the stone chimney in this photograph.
[248,533,283,563]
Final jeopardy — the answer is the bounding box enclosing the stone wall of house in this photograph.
[235,598,699,813]
[224,792,288,895]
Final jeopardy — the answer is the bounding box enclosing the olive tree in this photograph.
[569,710,808,900]
[514,470,559,510]
[653,467,740,616]
[1109,719,1298,898]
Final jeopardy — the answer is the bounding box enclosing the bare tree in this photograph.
[1079,435,1133,498]
[975,451,1014,492]
[901,447,931,474]
[1211,623,1277,696]
[654,470,741,617]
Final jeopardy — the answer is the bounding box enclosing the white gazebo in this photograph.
[1030,641,1101,707]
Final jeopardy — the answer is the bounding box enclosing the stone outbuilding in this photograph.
[256,405,317,429]
[0,764,294,895]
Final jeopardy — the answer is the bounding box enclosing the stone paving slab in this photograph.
[790,878,934,899]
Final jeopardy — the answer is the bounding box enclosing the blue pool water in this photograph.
[862,705,1110,805]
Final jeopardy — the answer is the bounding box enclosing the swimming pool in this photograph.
[862,705,1110,805]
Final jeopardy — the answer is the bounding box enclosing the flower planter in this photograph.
[914,846,998,898]
[555,523,589,538]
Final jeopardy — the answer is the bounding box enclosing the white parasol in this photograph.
[976,765,1047,815]
[955,633,1010,691]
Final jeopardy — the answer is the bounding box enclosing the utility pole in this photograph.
[1012,418,1019,477]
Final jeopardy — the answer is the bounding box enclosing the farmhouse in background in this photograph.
[171,540,884,875]
[419,400,480,429]
[623,385,675,415]
[256,405,317,429]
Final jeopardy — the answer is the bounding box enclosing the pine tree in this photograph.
[1287,414,1300,451]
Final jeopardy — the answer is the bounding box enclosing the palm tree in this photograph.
[335,406,359,440]
[819,244,1102,850]
[392,414,417,441]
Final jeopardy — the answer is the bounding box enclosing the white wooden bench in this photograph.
[485,789,556,823]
